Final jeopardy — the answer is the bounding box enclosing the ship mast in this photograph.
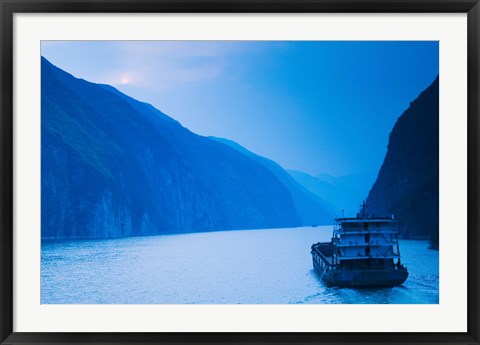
[360,200,366,218]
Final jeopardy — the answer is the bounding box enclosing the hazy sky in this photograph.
[41,41,438,177]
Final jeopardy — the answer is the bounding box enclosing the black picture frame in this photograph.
[1,1,479,344]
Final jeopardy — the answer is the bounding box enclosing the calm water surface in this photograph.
[41,226,439,304]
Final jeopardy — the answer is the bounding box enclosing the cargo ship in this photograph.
[311,203,408,288]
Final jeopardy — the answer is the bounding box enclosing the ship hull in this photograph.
[312,257,408,288]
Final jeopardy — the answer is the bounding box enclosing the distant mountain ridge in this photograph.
[287,170,376,217]
[210,137,334,224]
[41,57,333,239]
[364,77,439,245]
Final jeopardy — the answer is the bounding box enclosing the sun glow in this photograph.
[120,74,130,85]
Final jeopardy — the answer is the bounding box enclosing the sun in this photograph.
[120,74,130,85]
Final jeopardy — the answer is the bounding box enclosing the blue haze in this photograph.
[40,43,440,303]
[41,41,439,176]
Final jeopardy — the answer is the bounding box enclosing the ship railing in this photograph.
[333,228,398,234]
[335,217,396,222]
[334,239,398,246]
[337,253,400,259]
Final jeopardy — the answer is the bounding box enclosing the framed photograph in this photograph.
[1,1,479,344]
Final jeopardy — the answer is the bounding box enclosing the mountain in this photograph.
[364,77,439,246]
[41,57,332,239]
[210,137,334,225]
[287,170,376,217]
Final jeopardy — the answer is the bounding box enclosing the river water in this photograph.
[41,226,439,304]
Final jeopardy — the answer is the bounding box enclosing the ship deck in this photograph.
[311,242,334,267]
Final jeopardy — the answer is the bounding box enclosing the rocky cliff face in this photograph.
[41,57,320,239]
[364,77,439,245]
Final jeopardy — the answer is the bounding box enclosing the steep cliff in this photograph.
[41,57,317,239]
[364,77,439,245]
